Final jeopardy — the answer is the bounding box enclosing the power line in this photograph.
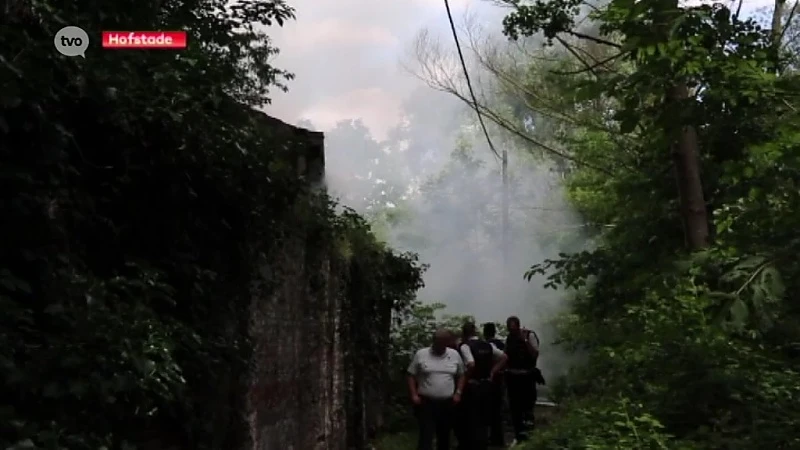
[443,0,501,160]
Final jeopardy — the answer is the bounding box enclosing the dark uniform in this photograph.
[505,332,538,442]
[458,338,495,450]
[487,337,505,446]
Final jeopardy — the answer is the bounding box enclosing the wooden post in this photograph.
[502,148,510,266]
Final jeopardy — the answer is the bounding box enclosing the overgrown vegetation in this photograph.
[491,0,800,448]
[0,1,424,449]
[9,0,799,448]
[376,1,800,448]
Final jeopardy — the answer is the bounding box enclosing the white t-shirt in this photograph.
[459,336,504,365]
[407,347,465,399]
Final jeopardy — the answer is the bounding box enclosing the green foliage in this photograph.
[372,430,418,450]
[498,1,800,449]
[1,1,425,449]
[526,397,687,450]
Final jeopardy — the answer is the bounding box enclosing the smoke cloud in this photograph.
[264,0,590,379]
[262,0,787,376]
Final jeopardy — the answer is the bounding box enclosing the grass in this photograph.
[372,404,559,449]
[372,430,418,450]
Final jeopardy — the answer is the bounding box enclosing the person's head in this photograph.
[432,328,450,354]
[446,329,458,347]
[462,322,477,340]
[506,316,521,334]
[483,322,497,339]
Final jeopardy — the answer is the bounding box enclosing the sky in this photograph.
[263,0,776,139]
[263,0,504,139]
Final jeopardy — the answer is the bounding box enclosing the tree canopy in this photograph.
[380,0,800,448]
[495,0,800,447]
[1,1,425,449]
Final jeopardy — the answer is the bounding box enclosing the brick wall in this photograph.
[247,230,343,450]
[246,229,389,450]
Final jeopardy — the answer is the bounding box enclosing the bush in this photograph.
[524,397,694,450]
[1,1,426,448]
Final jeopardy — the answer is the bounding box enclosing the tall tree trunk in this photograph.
[770,0,792,72]
[668,84,709,250]
[663,1,710,250]
[772,0,789,47]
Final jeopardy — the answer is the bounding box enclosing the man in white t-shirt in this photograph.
[407,328,466,450]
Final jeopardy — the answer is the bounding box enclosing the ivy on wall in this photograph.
[0,2,425,450]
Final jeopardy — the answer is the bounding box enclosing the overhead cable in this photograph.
[443,0,502,160]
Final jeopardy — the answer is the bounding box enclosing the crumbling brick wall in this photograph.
[340,262,391,449]
[247,231,345,450]
[246,229,390,450]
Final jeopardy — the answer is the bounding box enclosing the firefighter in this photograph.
[456,322,507,450]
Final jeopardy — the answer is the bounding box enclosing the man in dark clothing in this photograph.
[504,316,539,445]
[522,330,543,427]
[483,322,506,351]
[482,322,506,447]
[456,322,507,450]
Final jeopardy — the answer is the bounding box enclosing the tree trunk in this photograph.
[660,1,709,250]
[772,0,789,47]
[668,84,709,250]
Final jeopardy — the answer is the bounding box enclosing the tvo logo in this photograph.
[54,26,89,58]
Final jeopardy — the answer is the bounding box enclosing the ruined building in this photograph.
[243,113,387,450]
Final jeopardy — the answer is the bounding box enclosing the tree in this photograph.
[477,0,800,447]
[1,1,427,449]
[321,119,402,211]
[409,18,622,176]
